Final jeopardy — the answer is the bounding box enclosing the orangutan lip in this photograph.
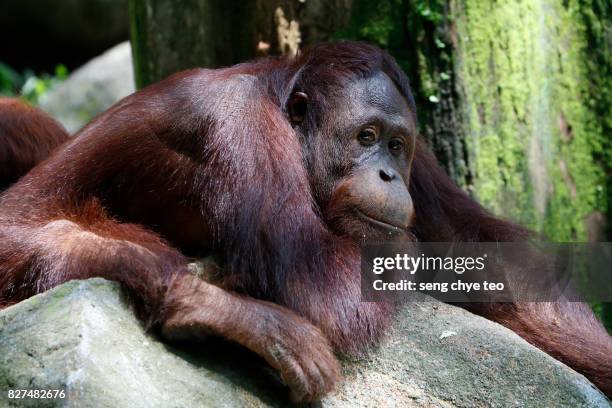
[355,210,405,231]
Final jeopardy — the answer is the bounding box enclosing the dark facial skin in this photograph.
[290,72,416,241]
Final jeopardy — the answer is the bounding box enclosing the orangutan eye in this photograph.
[388,138,404,153]
[357,127,377,146]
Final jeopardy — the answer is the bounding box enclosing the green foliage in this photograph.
[0,63,21,96]
[334,0,408,63]
[0,63,68,103]
[604,303,612,334]
[591,302,612,334]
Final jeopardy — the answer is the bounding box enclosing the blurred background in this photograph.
[0,0,610,326]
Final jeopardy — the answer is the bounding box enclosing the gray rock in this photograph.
[0,279,609,407]
[39,42,134,134]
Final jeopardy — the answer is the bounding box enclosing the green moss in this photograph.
[453,0,607,241]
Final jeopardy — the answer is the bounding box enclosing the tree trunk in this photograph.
[129,0,257,88]
[451,0,609,243]
[129,0,352,88]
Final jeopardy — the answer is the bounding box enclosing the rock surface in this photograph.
[38,42,134,134]
[0,279,609,407]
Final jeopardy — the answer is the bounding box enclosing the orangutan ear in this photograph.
[287,91,308,125]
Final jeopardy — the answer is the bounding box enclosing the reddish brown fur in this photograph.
[0,98,69,189]
[0,42,610,399]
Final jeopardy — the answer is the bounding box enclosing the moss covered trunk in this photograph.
[452,0,609,242]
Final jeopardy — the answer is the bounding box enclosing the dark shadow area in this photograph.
[160,336,295,407]
[0,0,128,72]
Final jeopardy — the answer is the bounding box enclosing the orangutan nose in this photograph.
[379,168,397,182]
